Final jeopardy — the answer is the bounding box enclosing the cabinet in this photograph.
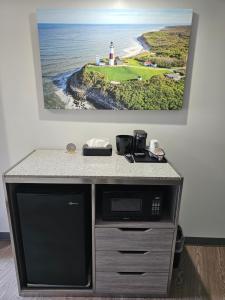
[94,184,179,296]
[95,227,173,295]
[3,149,183,297]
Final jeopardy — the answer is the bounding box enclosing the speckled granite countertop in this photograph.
[4,149,181,183]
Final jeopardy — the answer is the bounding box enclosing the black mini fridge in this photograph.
[16,184,91,288]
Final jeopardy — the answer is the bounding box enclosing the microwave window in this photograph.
[111,198,142,212]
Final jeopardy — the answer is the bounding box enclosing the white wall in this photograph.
[0,0,225,237]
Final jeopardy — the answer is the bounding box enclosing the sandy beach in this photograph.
[122,27,164,59]
[122,41,145,58]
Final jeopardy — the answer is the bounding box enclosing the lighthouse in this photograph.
[109,41,115,66]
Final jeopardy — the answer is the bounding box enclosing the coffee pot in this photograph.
[133,130,147,154]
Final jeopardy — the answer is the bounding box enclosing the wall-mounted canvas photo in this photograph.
[37,8,193,110]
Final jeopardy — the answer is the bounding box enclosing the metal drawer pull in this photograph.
[118,228,152,232]
[118,250,150,255]
[117,272,146,276]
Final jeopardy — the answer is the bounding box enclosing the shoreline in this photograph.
[52,68,95,109]
[122,40,145,58]
[122,26,165,59]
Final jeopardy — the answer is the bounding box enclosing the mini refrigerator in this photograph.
[16,184,91,288]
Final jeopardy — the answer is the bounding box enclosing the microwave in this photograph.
[101,187,163,221]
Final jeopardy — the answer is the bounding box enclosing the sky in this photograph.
[37,8,193,25]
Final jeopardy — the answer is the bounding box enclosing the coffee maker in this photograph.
[133,130,147,154]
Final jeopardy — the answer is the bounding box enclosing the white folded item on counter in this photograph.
[86,138,110,148]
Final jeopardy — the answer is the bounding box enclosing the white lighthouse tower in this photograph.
[109,41,115,66]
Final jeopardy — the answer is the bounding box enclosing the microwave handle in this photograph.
[118,228,153,232]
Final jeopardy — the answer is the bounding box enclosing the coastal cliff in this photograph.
[66,67,126,109]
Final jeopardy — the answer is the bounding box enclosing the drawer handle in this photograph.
[117,272,146,276]
[118,228,152,232]
[118,250,150,255]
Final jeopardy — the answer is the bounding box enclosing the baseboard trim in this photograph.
[185,237,225,246]
[0,232,10,241]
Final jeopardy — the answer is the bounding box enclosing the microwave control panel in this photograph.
[151,197,161,216]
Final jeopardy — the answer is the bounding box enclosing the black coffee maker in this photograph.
[133,130,147,154]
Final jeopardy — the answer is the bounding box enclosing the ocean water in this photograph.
[37,24,167,104]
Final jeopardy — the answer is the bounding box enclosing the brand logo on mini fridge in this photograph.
[68,202,79,206]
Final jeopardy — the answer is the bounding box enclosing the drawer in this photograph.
[96,250,171,272]
[95,227,174,251]
[96,271,168,295]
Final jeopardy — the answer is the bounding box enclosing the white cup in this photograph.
[150,139,159,153]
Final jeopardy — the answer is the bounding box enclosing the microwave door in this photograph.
[111,198,142,212]
[102,191,144,220]
[111,197,143,220]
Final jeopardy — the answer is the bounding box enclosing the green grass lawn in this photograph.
[123,58,143,66]
[86,65,171,82]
